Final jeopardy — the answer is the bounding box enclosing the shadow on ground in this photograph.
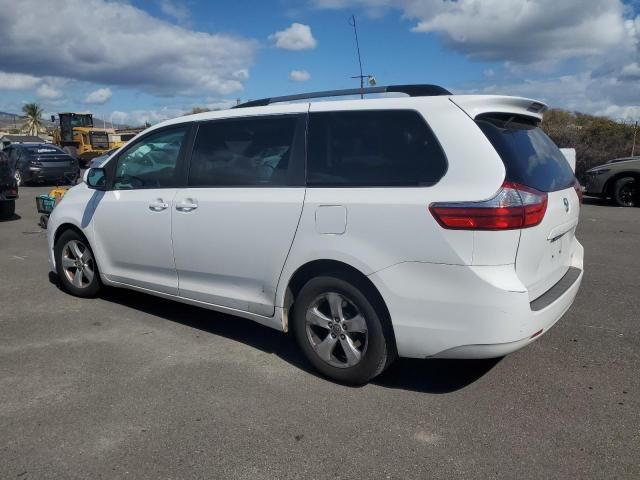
[582,196,609,206]
[0,213,21,222]
[91,285,500,394]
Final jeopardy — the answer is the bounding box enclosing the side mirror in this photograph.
[86,168,107,190]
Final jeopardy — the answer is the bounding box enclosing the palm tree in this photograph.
[21,103,45,136]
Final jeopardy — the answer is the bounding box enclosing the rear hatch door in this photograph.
[475,114,580,300]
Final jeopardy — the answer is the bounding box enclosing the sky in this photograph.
[0,0,639,126]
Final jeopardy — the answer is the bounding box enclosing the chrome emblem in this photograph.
[563,198,570,212]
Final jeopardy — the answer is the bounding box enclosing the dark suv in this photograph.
[5,143,79,186]
[583,157,640,207]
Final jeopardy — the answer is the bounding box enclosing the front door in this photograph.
[91,125,190,295]
[172,112,307,316]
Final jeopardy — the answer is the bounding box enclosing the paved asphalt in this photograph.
[1,185,638,479]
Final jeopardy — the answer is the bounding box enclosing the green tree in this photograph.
[21,103,45,136]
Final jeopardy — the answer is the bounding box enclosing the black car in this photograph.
[4,143,80,186]
[0,150,18,218]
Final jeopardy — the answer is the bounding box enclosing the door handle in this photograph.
[148,199,169,211]
[176,198,198,212]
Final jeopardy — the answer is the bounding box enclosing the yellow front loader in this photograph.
[51,113,137,167]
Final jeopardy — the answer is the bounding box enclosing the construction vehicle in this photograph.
[51,113,141,167]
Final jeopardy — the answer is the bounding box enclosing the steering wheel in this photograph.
[115,174,145,189]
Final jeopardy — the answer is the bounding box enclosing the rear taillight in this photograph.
[573,177,583,205]
[429,182,548,230]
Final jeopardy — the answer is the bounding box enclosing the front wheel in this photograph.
[292,275,395,385]
[54,229,101,297]
[613,177,638,207]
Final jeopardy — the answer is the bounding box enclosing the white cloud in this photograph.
[110,107,186,126]
[269,23,317,50]
[315,0,629,65]
[0,71,40,90]
[36,83,63,100]
[289,70,311,82]
[160,0,190,25]
[0,0,256,96]
[409,0,626,65]
[84,87,113,105]
[620,62,640,79]
[460,71,640,121]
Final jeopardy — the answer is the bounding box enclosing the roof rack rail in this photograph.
[233,84,452,109]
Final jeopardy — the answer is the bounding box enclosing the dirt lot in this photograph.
[1,186,639,479]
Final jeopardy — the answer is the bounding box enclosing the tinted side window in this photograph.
[113,127,187,190]
[189,116,299,187]
[476,114,575,192]
[307,110,447,187]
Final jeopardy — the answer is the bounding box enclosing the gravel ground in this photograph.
[1,186,638,479]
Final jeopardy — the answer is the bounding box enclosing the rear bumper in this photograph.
[369,241,584,359]
[26,167,79,182]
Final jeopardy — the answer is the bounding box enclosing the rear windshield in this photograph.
[24,146,64,155]
[476,114,575,192]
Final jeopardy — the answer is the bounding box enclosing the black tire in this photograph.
[0,200,15,219]
[54,229,101,297]
[613,177,637,207]
[292,274,396,385]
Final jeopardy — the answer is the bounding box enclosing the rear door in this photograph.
[172,112,306,316]
[476,114,580,300]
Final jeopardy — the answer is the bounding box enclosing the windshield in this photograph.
[477,114,575,192]
[61,115,93,128]
[25,146,65,155]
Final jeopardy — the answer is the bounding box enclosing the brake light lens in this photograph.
[573,177,583,205]
[429,182,548,230]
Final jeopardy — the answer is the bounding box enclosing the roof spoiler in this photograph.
[450,95,548,121]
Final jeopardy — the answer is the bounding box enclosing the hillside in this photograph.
[541,109,637,176]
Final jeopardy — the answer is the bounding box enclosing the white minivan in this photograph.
[47,85,584,384]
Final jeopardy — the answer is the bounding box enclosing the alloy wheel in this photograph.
[61,240,95,289]
[619,182,636,207]
[305,292,368,368]
[14,170,22,186]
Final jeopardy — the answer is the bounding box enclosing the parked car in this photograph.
[0,150,18,219]
[583,156,639,207]
[46,85,584,384]
[5,143,80,186]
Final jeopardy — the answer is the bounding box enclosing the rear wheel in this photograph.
[292,275,395,385]
[54,229,101,297]
[613,177,637,207]
[0,200,15,219]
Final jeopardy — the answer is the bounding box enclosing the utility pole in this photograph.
[348,15,375,98]
[632,121,638,157]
